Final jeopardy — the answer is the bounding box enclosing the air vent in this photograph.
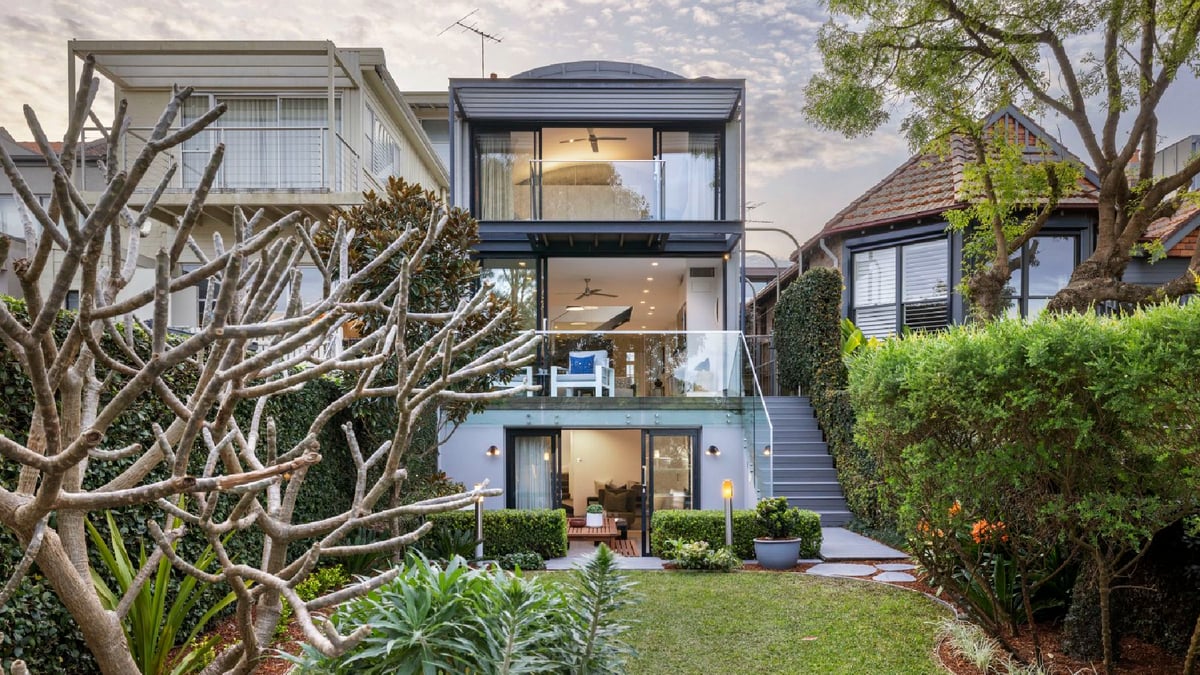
[689,267,715,278]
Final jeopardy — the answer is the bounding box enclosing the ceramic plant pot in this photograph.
[586,512,605,528]
[754,537,802,570]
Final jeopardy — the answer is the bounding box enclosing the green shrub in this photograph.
[288,548,636,674]
[755,496,806,539]
[849,301,1200,659]
[497,551,546,571]
[650,509,821,559]
[662,540,742,572]
[428,509,568,559]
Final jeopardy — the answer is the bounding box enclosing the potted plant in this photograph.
[585,503,605,528]
[753,496,804,570]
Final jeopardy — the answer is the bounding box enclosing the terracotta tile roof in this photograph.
[6,131,106,160]
[803,107,1099,252]
[1141,201,1200,258]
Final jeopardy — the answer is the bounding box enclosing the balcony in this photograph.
[79,126,360,194]
[530,160,664,221]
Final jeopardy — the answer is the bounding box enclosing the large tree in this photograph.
[0,57,537,673]
[805,0,1200,312]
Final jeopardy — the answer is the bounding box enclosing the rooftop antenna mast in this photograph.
[439,9,502,77]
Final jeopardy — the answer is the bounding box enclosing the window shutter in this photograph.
[901,239,949,330]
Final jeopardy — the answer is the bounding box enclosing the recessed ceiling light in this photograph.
[646,276,654,282]
[651,262,659,267]
[641,325,647,328]
[640,300,646,304]
[565,305,585,312]
[643,289,650,294]
[650,306,656,310]
[648,312,654,316]
[517,261,526,267]
[570,321,587,326]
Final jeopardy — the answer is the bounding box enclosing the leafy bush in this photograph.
[849,301,1200,661]
[428,509,568,559]
[497,552,546,571]
[288,548,637,674]
[662,540,742,572]
[414,526,480,563]
[650,509,821,560]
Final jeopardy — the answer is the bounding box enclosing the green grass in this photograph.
[621,571,949,674]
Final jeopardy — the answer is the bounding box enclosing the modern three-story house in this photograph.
[435,61,808,553]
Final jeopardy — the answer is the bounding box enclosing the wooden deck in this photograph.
[610,539,639,557]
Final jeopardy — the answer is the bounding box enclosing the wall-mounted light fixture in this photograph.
[485,445,500,457]
[706,445,721,457]
[763,445,772,456]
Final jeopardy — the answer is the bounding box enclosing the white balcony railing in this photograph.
[79,126,360,194]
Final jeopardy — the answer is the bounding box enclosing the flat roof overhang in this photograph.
[449,78,744,122]
[69,40,361,90]
[475,220,743,255]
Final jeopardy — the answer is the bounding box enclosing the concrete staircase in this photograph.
[764,396,853,526]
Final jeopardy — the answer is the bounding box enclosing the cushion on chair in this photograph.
[568,354,595,374]
[568,350,609,368]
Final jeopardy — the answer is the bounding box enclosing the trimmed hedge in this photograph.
[774,266,843,395]
[428,509,568,559]
[650,509,822,560]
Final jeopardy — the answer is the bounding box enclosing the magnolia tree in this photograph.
[0,57,538,674]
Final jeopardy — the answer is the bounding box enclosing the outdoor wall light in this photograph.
[485,445,500,457]
[706,444,721,457]
[763,445,772,456]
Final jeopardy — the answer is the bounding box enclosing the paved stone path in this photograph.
[807,561,917,582]
[544,527,913,573]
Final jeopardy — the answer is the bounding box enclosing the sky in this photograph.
[1,0,1197,261]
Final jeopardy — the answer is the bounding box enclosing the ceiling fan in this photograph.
[575,278,617,300]
[560,127,627,153]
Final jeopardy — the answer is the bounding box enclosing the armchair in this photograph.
[550,350,614,397]
[498,365,535,396]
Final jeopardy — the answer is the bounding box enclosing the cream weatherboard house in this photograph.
[65,39,447,329]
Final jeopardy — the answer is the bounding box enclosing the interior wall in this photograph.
[562,429,641,513]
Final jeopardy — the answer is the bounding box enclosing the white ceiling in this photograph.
[547,257,688,331]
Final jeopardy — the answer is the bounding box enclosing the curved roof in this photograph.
[511,60,683,80]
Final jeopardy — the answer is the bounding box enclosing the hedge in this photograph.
[649,509,822,560]
[428,509,568,559]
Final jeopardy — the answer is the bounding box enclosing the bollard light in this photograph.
[721,479,734,548]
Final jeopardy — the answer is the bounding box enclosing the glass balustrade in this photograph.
[529,160,664,221]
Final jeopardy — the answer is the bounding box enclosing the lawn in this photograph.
[621,571,949,674]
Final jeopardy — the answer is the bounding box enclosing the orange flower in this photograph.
[948,501,962,518]
[971,519,1008,544]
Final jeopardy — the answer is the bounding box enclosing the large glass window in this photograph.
[1003,235,1078,319]
[482,258,538,330]
[473,125,721,222]
[477,131,536,220]
[181,95,341,190]
[851,238,949,338]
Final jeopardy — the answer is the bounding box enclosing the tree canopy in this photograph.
[805,0,1200,311]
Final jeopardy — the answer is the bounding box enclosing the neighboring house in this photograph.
[0,128,105,298]
[68,40,448,328]
[797,106,1102,338]
[436,61,839,546]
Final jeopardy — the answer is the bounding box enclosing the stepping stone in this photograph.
[873,571,917,582]
[875,563,916,572]
[806,563,877,577]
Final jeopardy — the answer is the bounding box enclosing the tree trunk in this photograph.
[1097,558,1117,673]
[34,528,139,674]
[964,264,1012,322]
[1184,609,1200,675]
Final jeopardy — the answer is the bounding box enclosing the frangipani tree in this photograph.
[0,56,538,674]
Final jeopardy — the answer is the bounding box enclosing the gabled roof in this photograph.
[801,105,1100,252]
[0,127,106,161]
[1141,201,1200,259]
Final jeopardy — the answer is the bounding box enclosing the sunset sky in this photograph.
[2,0,1197,258]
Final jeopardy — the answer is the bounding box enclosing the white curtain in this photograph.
[478,133,516,220]
[661,132,717,220]
[280,99,327,189]
[220,98,277,189]
[513,436,552,509]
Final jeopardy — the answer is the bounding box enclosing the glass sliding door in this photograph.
[476,131,537,220]
[506,430,561,509]
[642,429,698,554]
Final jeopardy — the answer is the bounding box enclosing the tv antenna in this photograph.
[439,9,502,77]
